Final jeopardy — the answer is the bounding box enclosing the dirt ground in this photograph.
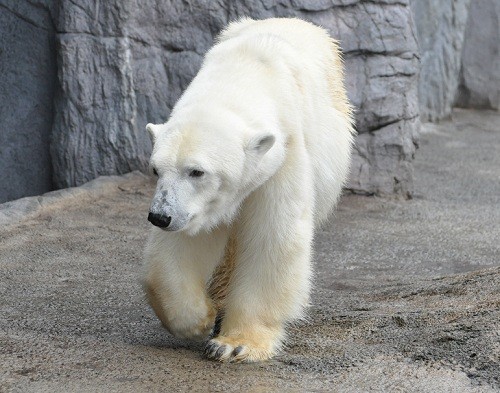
[1,109,499,392]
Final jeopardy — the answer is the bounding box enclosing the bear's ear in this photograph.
[146,123,160,145]
[246,133,275,155]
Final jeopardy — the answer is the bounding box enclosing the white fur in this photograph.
[143,18,355,362]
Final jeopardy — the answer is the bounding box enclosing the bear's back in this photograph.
[219,18,352,126]
[219,18,355,225]
[219,18,331,61]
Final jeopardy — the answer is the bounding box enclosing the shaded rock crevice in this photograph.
[0,0,58,203]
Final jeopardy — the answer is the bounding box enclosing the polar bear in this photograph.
[143,17,355,362]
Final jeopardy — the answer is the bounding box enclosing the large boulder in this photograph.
[455,0,500,110]
[51,0,420,197]
[410,0,471,122]
[0,0,57,203]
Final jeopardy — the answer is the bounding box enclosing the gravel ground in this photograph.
[1,109,499,392]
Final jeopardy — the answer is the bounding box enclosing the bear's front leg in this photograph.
[143,227,228,341]
[205,180,314,362]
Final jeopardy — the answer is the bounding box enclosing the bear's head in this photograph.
[146,107,285,235]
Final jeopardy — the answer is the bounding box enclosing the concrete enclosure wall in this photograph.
[1,0,497,203]
[1,0,420,201]
[50,0,421,198]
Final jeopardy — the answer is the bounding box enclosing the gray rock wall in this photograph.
[0,0,420,201]
[0,0,57,203]
[51,0,420,197]
[410,0,471,122]
[456,0,500,110]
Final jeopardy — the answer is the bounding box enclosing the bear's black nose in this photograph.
[148,212,172,228]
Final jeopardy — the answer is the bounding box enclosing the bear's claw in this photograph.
[205,341,233,361]
[204,341,218,356]
[232,345,244,356]
[204,337,270,363]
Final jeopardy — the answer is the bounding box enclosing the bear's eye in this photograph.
[189,169,204,178]
[152,168,159,177]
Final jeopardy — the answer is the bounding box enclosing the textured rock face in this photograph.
[0,0,56,203]
[50,0,420,197]
[0,0,420,200]
[51,0,223,188]
[456,0,500,110]
[410,0,471,122]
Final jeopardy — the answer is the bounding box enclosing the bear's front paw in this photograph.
[204,327,283,362]
[166,299,217,341]
[145,282,217,341]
